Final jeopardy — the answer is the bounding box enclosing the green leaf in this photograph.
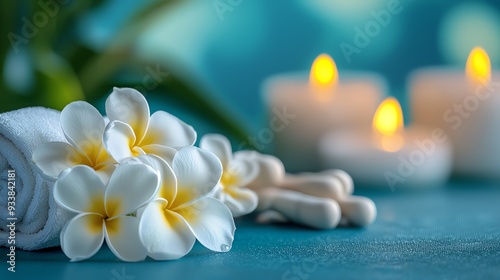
[34,51,85,110]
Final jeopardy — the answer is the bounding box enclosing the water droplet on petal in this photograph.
[220,244,230,252]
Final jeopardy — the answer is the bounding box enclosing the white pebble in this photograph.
[338,196,377,227]
[280,174,345,199]
[296,169,354,195]
[321,169,354,195]
[257,188,341,229]
[256,210,288,224]
[236,151,285,191]
[279,174,376,227]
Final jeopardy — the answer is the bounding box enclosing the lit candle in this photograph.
[410,47,500,179]
[263,54,386,172]
[319,98,453,189]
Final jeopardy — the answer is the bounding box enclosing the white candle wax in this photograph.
[263,71,386,172]
[319,127,453,189]
[410,67,500,179]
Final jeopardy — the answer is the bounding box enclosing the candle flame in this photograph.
[373,97,404,152]
[309,54,338,98]
[466,47,491,86]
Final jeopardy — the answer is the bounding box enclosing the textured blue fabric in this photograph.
[2,181,500,280]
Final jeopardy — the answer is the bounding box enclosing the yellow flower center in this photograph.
[131,146,143,157]
[220,171,239,191]
[87,215,104,234]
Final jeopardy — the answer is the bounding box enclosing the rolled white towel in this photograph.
[0,107,72,250]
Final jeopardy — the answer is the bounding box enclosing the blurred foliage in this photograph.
[0,0,251,145]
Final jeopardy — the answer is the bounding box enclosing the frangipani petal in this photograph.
[54,166,106,215]
[233,150,262,162]
[94,163,116,184]
[141,144,177,165]
[222,187,258,218]
[200,134,232,169]
[32,142,90,180]
[139,200,196,260]
[60,213,105,262]
[95,145,115,166]
[103,121,137,162]
[226,158,259,188]
[134,155,177,206]
[212,185,224,201]
[60,101,105,162]
[176,197,235,252]
[141,111,196,149]
[105,163,159,218]
[105,216,147,262]
[106,87,150,143]
[171,147,222,208]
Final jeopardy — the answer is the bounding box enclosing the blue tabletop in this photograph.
[3,181,500,280]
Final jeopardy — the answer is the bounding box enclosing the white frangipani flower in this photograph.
[137,147,236,260]
[200,134,258,217]
[33,101,116,182]
[103,87,196,163]
[54,164,160,262]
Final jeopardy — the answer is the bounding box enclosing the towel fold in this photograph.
[0,107,72,250]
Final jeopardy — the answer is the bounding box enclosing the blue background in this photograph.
[5,0,500,140]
